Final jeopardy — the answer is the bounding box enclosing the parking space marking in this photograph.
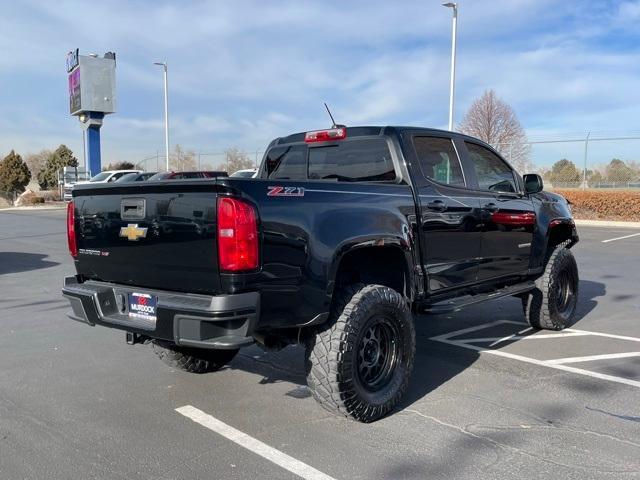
[488,326,532,346]
[431,320,640,389]
[176,405,336,480]
[564,328,640,343]
[461,332,592,344]
[547,352,640,365]
[601,232,640,243]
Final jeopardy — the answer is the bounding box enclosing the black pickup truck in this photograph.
[63,126,579,422]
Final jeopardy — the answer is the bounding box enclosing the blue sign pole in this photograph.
[86,112,104,176]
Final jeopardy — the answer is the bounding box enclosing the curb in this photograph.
[574,219,640,229]
[0,205,67,212]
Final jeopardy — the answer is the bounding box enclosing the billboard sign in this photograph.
[66,48,79,73]
[68,68,81,114]
[67,50,116,116]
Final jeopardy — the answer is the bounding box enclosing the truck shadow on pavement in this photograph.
[573,279,606,322]
[0,252,60,275]
[228,278,606,411]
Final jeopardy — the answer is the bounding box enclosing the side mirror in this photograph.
[523,173,543,194]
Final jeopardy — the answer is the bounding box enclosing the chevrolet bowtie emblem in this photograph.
[119,223,148,241]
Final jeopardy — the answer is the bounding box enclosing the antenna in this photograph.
[324,102,337,128]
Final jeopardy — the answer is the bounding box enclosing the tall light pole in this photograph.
[443,3,458,131]
[154,61,170,171]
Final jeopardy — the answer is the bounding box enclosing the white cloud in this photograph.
[617,1,640,22]
[1,0,640,166]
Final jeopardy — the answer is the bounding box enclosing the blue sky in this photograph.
[1,0,640,168]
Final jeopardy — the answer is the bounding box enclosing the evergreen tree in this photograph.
[548,158,581,186]
[605,159,636,183]
[37,145,78,190]
[104,161,136,171]
[0,150,31,196]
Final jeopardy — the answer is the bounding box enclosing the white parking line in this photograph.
[565,328,640,343]
[176,405,336,480]
[488,326,532,347]
[462,332,592,344]
[547,352,640,365]
[601,232,640,243]
[431,320,640,389]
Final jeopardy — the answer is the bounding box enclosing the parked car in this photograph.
[230,168,258,178]
[115,172,157,183]
[63,126,579,422]
[86,170,142,183]
[65,169,141,200]
[147,171,228,180]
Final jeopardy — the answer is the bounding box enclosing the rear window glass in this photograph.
[176,172,202,179]
[147,172,170,181]
[308,138,395,182]
[90,172,111,182]
[413,136,465,187]
[266,145,306,180]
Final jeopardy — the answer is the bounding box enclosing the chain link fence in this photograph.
[496,132,640,190]
[135,150,264,173]
[135,132,640,190]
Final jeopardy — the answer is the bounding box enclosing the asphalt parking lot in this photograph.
[1,208,639,480]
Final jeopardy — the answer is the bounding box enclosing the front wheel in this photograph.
[523,244,579,330]
[305,284,416,423]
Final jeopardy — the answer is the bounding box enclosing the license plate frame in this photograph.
[127,292,158,322]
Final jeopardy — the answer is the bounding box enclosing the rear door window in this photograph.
[266,145,307,180]
[308,138,395,182]
[413,136,465,187]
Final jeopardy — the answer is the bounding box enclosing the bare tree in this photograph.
[169,144,197,171]
[222,147,254,174]
[458,89,531,173]
[24,149,52,178]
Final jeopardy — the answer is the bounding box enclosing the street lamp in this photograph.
[154,61,170,171]
[442,2,458,131]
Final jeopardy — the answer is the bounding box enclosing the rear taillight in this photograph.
[217,197,258,272]
[67,201,78,257]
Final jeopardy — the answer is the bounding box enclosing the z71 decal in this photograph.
[267,186,305,197]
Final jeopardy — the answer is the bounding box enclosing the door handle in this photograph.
[482,202,499,212]
[426,200,446,212]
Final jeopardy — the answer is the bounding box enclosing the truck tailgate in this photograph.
[72,182,221,294]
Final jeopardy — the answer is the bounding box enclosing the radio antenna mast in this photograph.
[324,102,337,128]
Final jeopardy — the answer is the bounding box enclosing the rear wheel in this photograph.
[305,284,416,422]
[152,341,239,374]
[523,244,579,330]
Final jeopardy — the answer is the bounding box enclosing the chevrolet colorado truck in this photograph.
[62,126,579,422]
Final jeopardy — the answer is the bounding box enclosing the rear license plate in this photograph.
[128,292,157,322]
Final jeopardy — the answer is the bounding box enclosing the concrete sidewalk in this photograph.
[574,219,640,229]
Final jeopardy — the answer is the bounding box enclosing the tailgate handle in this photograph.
[121,198,146,220]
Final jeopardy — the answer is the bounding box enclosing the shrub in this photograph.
[15,190,45,206]
[554,189,640,221]
[39,190,62,202]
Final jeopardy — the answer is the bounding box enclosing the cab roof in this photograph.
[270,126,487,147]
